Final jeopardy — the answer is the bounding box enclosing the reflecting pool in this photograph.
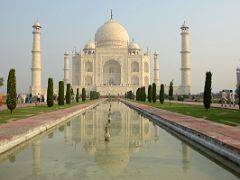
[0,101,239,180]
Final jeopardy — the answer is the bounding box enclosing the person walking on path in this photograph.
[229,90,235,107]
[29,94,32,104]
[35,93,41,106]
[0,94,2,107]
[221,90,228,107]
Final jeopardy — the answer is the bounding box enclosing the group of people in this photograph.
[221,90,235,107]
[17,93,48,105]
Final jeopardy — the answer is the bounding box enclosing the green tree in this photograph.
[76,88,79,102]
[169,80,174,101]
[203,71,212,110]
[148,85,152,102]
[82,88,86,101]
[0,77,3,88]
[58,81,64,105]
[66,83,71,104]
[142,87,146,101]
[159,84,164,104]
[152,83,156,103]
[6,69,17,113]
[47,78,54,107]
[136,88,140,101]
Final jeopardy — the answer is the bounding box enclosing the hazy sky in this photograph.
[0,0,240,94]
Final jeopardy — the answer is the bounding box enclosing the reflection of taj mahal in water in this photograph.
[69,101,160,176]
[1,101,190,177]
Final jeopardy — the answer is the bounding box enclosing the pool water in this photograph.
[0,101,238,180]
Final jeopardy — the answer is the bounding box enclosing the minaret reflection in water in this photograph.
[71,101,160,176]
[32,139,41,176]
[28,100,191,177]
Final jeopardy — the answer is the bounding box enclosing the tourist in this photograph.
[0,94,2,107]
[29,93,32,103]
[37,93,41,104]
[221,90,228,107]
[229,90,235,107]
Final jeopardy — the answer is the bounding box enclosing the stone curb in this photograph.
[0,100,104,154]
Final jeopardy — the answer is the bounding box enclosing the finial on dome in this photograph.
[110,9,113,20]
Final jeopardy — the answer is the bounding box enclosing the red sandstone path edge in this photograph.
[123,100,240,153]
[0,100,102,154]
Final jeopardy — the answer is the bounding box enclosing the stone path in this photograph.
[168,100,239,110]
[0,102,46,111]
[0,100,101,154]
[124,100,240,154]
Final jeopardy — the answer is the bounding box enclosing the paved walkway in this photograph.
[0,102,46,111]
[167,100,239,110]
[124,100,240,153]
[0,100,101,154]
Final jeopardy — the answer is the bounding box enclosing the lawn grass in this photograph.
[0,101,86,124]
[139,101,240,126]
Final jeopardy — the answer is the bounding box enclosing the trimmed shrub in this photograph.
[136,88,140,101]
[159,84,164,104]
[148,85,152,102]
[177,95,184,101]
[82,88,86,101]
[203,71,212,110]
[76,88,79,102]
[142,87,146,101]
[90,91,100,100]
[152,83,156,103]
[66,83,71,104]
[47,78,54,107]
[58,81,64,105]
[169,80,174,101]
[6,69,17,113]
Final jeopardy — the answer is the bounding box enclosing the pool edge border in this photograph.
[122,99,240,167]
[0,99,104,154]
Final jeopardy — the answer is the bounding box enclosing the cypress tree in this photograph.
[159,84,164,104]
[82,88,86,101]
[152,83,156,103]
[136,88,140,101]
[6,69,17,113]
[0,77,3,88]
[58,81,64,105]
[47,78,54,107]
[148,85,152,102]
[169,80,174,101]
[76,88,79,102]
[66,83,71,104]
[142,87,146,101]
[203,72,212,110]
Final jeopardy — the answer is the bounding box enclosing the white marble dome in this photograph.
[128,41,140,50]
[84,41,96,49]
[95,19,129,48]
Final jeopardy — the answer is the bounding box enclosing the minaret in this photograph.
[30,21,42,95]
[153,51,160,86]
[180,21,192,95]
[64,50,70,84]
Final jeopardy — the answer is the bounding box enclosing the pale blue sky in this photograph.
[0,0,240,94]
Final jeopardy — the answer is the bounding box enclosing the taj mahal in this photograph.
[30,13,192,96]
